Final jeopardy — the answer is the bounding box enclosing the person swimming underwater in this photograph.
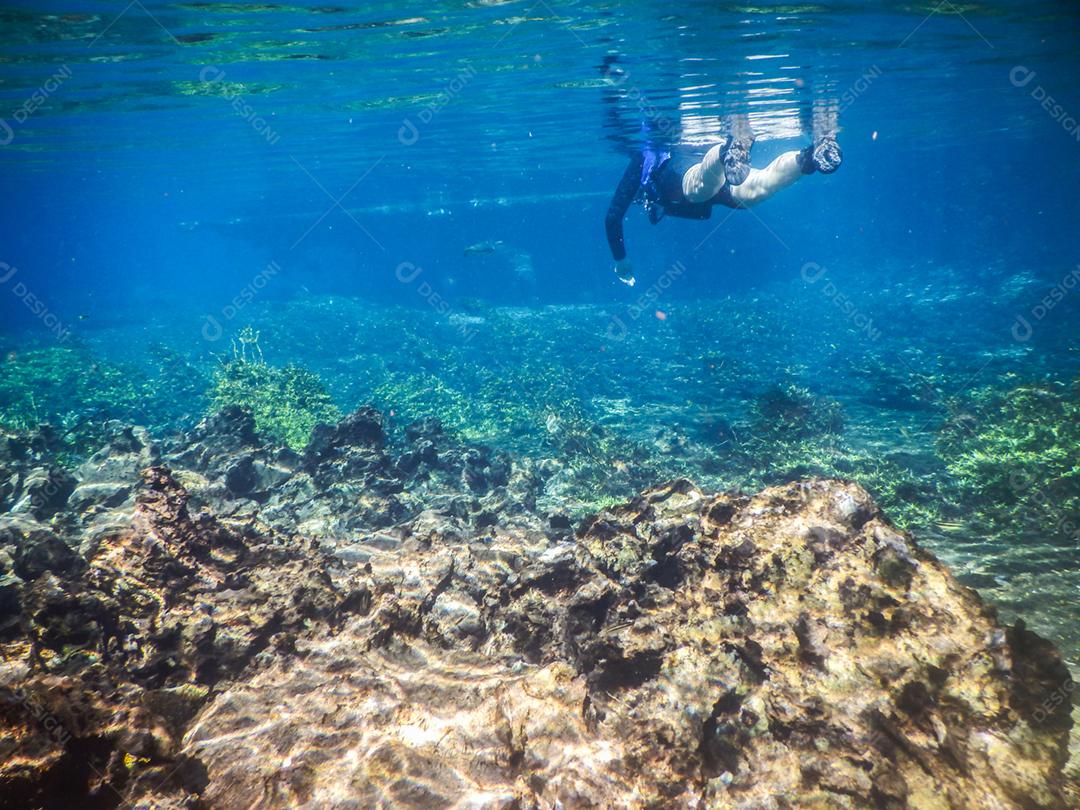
[601,59,842,286]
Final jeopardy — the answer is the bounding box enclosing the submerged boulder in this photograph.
[0,412,1074,808]
[0,467,361,807]
[170,479,1075,808]
[69,423,160,516]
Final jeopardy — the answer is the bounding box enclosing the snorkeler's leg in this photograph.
[681,115,756,202]
[726,151,804,207]
[681,143,727,202]
[728,92,843,207]
[729,137,843,207]
[801,138,842,174]
[723,114,755,185]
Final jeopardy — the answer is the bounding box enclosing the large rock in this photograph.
[0,515,81,582]
[0,409,1074,808]
[172,479,1073,809]
[6,466,75,521]
[0,466,364,807]
[0,428,70,517]
[68,423,160,516]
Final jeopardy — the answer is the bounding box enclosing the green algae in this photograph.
[749,384,844,442]
[209,357,340,452]
[0,345,201,464]
[938,377,1080,541]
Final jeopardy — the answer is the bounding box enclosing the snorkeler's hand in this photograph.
[614,258,635,286]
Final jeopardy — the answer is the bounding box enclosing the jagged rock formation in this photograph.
[0,410,1075,808]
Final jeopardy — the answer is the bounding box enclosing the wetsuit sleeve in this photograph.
[605,154,643,262]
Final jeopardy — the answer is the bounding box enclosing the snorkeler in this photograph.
[601,58,842,286]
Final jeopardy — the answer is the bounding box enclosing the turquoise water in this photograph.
[1,0,1078,677]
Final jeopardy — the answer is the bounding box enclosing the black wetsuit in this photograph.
[605,150,744,262]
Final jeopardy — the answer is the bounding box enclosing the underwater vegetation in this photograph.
[209,347,340,453]
[750,383,845,440]
[536,400,667,518]
[206,327,339,452]
[0,344,205,464]
[10,319,1071,548]
[726,384,942,531]
[369,362,664,517]
[147,343,212,418]
[734,384,848,483]
[938,376,1080,542]
[364,330,570,449]
[371,366,529,445]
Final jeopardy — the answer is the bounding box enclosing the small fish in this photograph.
[463,240,503,256]
[77,313,89,321]
[935,521,966,532]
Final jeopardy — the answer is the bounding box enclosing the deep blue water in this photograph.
[1,0,1079,321]
[1,2,1079,663]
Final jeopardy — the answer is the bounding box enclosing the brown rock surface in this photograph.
[176,479,1074,809]
[0,413,1075,809]
[1,465,357,808]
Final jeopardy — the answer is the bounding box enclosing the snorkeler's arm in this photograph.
[605,154,643,262]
